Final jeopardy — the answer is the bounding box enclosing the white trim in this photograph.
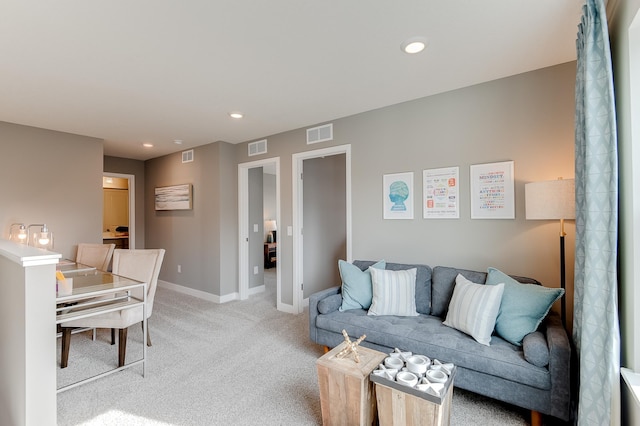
[622,368,640,410]
[629,5,640,371]
[277,302,297,314]
[237,157,282,310]
[292,144,352,314]
[248,285,265,295]
[0,240,61,266]
[158,280,239,304]
[103,172,136,249]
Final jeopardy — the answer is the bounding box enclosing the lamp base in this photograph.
[560,235,566,328]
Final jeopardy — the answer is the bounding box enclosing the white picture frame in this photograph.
[383,172,414,219]
[423,166,460,219]
[470,161,515,219]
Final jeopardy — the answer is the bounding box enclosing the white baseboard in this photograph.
[158,280,239,304]
[158,279,299,315]
[248,285,265,295]
[277,302,296,314]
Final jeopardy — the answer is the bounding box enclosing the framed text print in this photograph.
[470,161,515,219]
[383,172,414,219]
[423,166,459,219]
[155,184,193,211]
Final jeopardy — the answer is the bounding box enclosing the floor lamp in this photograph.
[525,178,575,328]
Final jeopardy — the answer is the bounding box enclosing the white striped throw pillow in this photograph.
[367,267,419,317]
[443,274,505,346]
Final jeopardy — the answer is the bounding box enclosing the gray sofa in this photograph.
[308,261,571,421]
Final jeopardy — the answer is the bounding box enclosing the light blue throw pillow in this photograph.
[486,267,564,346]
[338,260,385,311]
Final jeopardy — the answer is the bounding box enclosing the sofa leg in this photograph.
[531,410,542,426]
[323,346,330,354]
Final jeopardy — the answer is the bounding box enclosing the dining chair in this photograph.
[60,248,165,368]
[75,243,116,271]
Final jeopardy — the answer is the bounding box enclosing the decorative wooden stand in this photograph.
[373,375,454,426]
[316,341,386,426]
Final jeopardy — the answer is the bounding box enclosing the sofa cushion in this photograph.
[316,310,551,390]
[368,268,419,317]
[431,266,488,318]
[338,259,386,311]
[354,261,432,315]
[523,331,550,367]
[486,267,564,346]
[443,274,504,346]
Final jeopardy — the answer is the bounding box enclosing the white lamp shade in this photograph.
[265,220,277,232]
[525,179,575,220]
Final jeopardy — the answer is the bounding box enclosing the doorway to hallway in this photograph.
[102,173,135,250]
[238,157,282,310]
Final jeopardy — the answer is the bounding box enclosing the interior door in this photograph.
[302,154,347,298]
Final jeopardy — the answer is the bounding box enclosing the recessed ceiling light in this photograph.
[229,112,243,119]
[401,37,428,54]
[143,143,154,148]
[174,139,183,145]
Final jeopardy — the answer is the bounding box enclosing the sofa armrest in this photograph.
[308,285,341,343]
[543,310,571,421]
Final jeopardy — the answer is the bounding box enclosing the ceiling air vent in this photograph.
[248,139,267,157]
[307,123,333,144]
[182,149,194,163]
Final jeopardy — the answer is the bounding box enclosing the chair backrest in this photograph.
[76,243,116,271]
[112,248,165,318]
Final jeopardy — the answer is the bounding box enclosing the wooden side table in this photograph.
[264,242,276,268]
[316,342,386,426]
[372,367,455,426]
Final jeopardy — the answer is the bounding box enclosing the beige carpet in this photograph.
[57,269,532,425]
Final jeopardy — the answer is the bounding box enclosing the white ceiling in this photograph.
[1,1,583,161]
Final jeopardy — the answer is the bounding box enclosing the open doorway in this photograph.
[238,157,281,310]
[102,173,135,250]
[292,144,351,314]
[262,163,278,304]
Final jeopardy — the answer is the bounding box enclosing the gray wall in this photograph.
[302,154,347,298]
[0,122,103,260]
[103,155,146,249]
[0,62,577,317]
[145,141,237,297]
[217,141,238,296]
[235,62,577,320]
[610,0,640,423]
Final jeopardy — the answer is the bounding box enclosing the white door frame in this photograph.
[103,172,135,249]
[238,157,281,308]
[292,144,352,314]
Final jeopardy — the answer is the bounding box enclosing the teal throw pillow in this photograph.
[338,260,386,311]
[486,267,564,346]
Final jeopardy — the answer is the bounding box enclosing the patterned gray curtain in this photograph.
[573,0,620,424]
